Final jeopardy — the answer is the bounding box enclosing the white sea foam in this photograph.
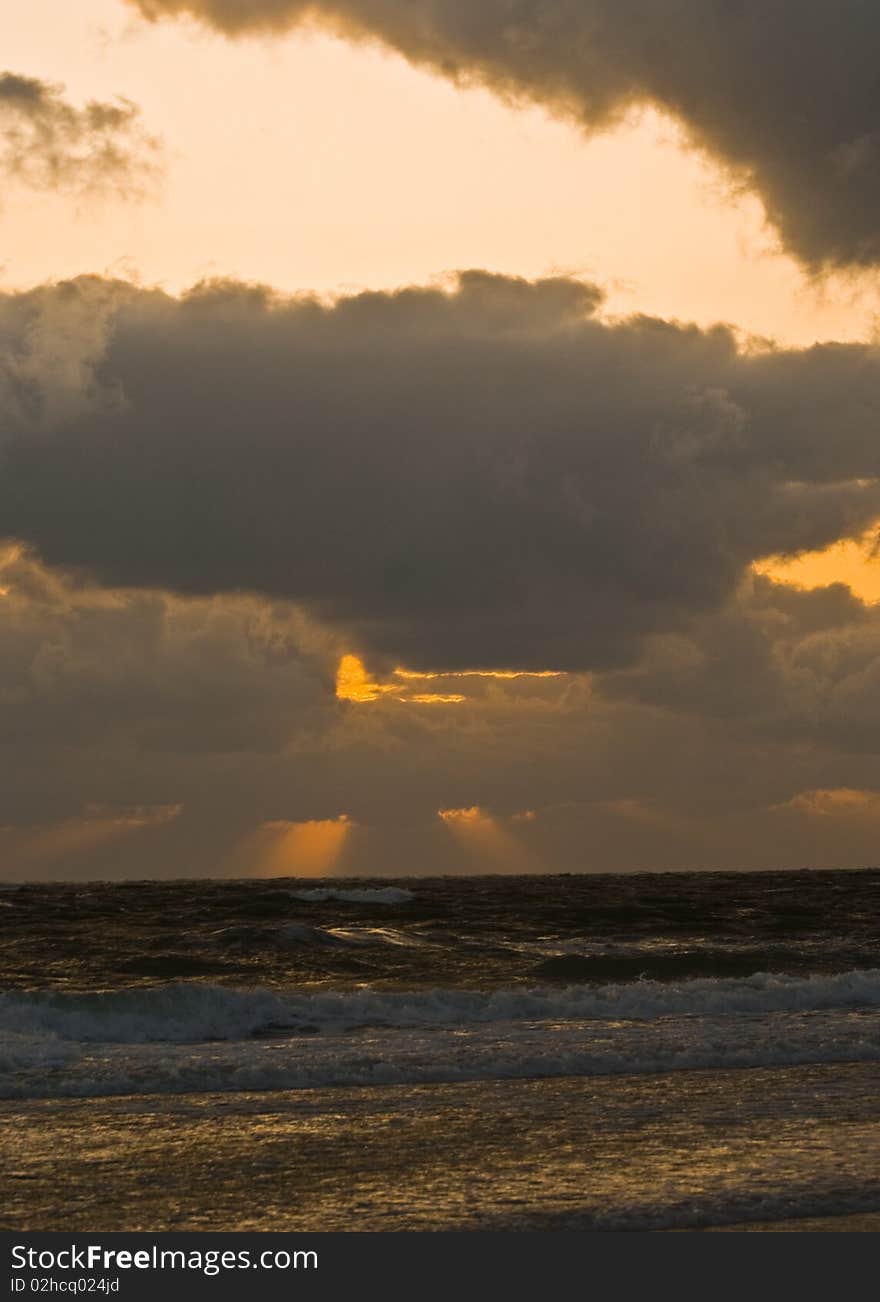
[281,923,429,948]
[290,887,414,904]
[0,1031,75,1073]
[2,1006,879,1099]
[3,970,880,1099]
[324,927,431,948]
[2,968,880,1045]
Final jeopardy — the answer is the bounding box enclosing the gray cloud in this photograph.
[0,71,162,197]
[1,272,879,675]
[0,545,341,877]
[0,545,333,775]
[5,547,880,878]
[604,572,880,750]
[131,1,880,270]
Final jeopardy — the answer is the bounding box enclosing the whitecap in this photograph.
[290,887,414,904]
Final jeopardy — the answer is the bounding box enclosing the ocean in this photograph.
[2,869,879,1231]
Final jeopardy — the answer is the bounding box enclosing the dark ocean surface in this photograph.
[2,869,879,1099]
[2,870,879,1230]
[3,868,879,992]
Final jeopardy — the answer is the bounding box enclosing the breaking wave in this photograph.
[2,967,880,1044]
[2,1006,880,1099]
[3,969,879,1100]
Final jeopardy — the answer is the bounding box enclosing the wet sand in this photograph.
[3,1061,879,1232]
[702,1213,880,1231]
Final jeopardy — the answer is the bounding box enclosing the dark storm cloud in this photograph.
[131,1,880,270]
[0,546,333,776]
[603,572,880,750]
[1,272,880,673]
[6,549,880,878]
[0,71,161,196]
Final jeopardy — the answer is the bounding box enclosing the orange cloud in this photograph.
[437,805,486,824]
[754,521,880,603]
[437,805,537,871]
[336,654,469,705]
[408,692,466,704]
[335,654,399,703]
[1,803,182,867]
[238,814,354,877]
[396,668,561,681]
[774,787,880,818]
[337,654,561,706]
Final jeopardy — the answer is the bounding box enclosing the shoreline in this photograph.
[4,1061,879,1233]
[696,1212,880,1232]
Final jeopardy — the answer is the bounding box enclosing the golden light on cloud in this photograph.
[774,788,880,818]
[396,669,562,681]
[335,655,467,704]
[336,654,562,706]
[335,654,398,702]
[243,814,354,877]
[408,692,467,704]
[438,806,486,825]
[754,523,880,603]
[437,805,536,871]
[2,804,182,867]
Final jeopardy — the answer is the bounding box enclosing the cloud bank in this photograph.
[131,1,880,269]
[1,272,879,673]
[5,543,880,877]
[0,70,161,197]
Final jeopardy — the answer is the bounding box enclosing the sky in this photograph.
[2,0,880,879]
